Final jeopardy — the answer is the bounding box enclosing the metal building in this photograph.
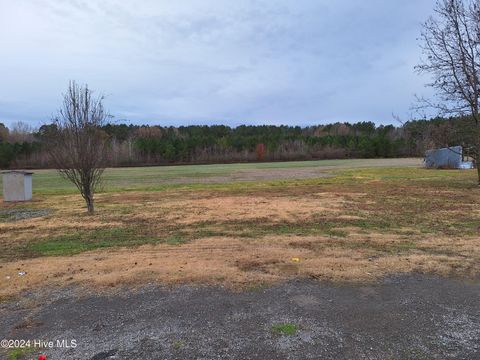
[425,146,463,169]
[2,170,33,202]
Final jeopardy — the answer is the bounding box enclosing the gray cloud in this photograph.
[0,0,436,127]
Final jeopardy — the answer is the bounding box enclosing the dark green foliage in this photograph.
[107,121,411,164]
[0,140,42,169]
[0,142,15,168]
[0,117,476,168]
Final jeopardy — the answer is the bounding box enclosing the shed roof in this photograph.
[1,170,34,175]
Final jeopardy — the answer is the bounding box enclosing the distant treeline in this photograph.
[0,118,471,169]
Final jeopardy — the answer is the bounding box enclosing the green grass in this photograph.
[25,228,187,257]
[195,219,353,239]
[6,347,34,360]
[12,215,422,258]
[172,340,185,350]
[0,158,422,195]
[271,323,298,336]
[2,159,479,260]
[243,282,270,292]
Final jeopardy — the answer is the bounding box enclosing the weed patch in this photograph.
[271,323,298,336]
[6,347,34,360]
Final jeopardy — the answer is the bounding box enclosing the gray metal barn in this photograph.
[2,170,33,202]
[425,146,465,169]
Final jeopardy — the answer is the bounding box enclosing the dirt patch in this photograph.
[153,193,348,225]
[231,167,334,181]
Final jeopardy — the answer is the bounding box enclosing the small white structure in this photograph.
[2,170,33,202]
[459,161,475,169]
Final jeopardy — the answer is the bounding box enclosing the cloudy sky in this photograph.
[0,0,435,128]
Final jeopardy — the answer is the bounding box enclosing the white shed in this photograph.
[2,170,33,202]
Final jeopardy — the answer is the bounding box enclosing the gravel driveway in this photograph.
[1,274,479,360]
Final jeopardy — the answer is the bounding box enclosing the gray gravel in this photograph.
[1,274,479,360]
[0,208,52,222]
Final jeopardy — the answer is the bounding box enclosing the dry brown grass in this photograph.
[1,232,478,298]
[1,167,479,297]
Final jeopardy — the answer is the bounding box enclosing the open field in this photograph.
[1,157,479,298]
[1,158,480,359]
[0,158,421,194]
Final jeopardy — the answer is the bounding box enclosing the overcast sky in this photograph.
[0,0,436,128]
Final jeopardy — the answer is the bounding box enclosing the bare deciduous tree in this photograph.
[416,0,480,183]
[47,81,109,213]
[9,121,34,142]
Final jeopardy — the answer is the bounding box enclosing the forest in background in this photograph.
[0,118,474,169]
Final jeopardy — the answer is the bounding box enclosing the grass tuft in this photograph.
[7,347,35,360]
[271,323,298,336]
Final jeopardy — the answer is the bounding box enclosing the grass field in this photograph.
[1,158,479,297]
[1,158,421,194]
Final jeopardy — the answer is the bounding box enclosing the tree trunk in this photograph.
[477,162,480,186]
[85,194,95,214]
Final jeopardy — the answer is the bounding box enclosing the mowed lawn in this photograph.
[1,158,479,297]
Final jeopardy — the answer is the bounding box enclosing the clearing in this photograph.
[1,158,480,359]
[0,157,479,297]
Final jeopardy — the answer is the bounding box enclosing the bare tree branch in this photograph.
[416,0,480,183]
[46,81,109,213]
